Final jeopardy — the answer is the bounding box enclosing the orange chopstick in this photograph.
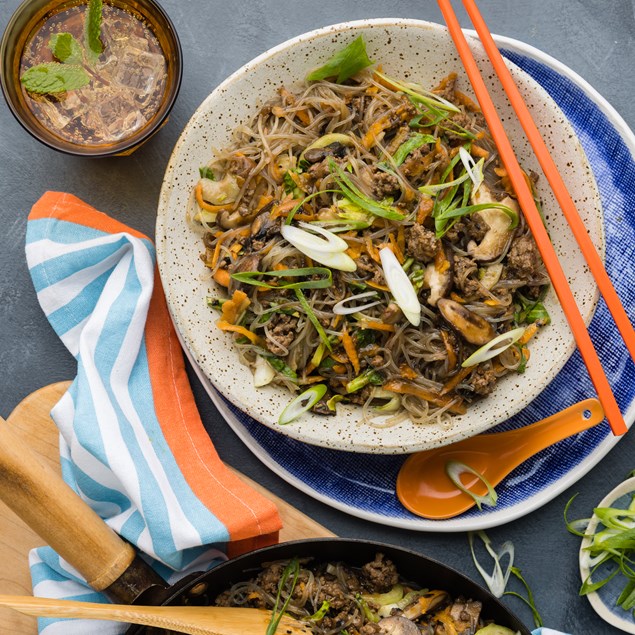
[461,0,635,363]
[437,0,627,436]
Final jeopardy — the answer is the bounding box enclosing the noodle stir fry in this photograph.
[215,553,515,635]
[190,37,550,426]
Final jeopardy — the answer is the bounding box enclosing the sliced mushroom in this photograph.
[381,302,403,324]
[199,174,241,206]
[448,598,482,633]
[437,298,495,345]
[467,184,518,262]
[402,590,450,620]
[378,616,421,635]
[423,263,453,306]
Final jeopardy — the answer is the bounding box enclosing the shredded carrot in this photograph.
[365,280,390,292]
[341,327,360,375]
[345,241,364,260]
[359,319,395,332]
[440,330,458,373]
[332,364,347,374]
[229,243,243,257]
[399,364,418,380]
[416,196,434,225]
[450,292,466,304]
[365,85,379,95]
[365,235,380,263]
[213,268,231,287]
[372,68,401,92]
[210,233,226,269]
[484,298,501,307]
[433,71,457,94]
[440,367,473,396]
[471,144,490,159]
[434,246,451,274]
[269,158,283,183]
[454,89,481,112]
[270,198,299,220]
[295,108,311,126]
[216,320,263,346]
[388,233,404,264]
[195,182,234,213]
[518,322,539,345]
[256,194,274,211]
[220,290,250,324]
[383,379,467,414]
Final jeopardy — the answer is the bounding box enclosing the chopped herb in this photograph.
[306,35,373,83]
[258,353,298,382]
[21,63,90,94]
[205,296,225,311]
[355,329,376,347]
[49,33,83,65]
[85,0,103,62]
[199,166,215,180]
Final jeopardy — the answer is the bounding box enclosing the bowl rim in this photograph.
[157,17,603,454]
[0,0,183,157]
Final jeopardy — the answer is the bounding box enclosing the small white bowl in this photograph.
[579,476,635,633]
[156,18,603,454]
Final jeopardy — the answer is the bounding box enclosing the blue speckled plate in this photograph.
[182,33,635,532]
[580,476,635,633]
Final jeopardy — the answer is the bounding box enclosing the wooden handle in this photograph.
[0,417,136,591]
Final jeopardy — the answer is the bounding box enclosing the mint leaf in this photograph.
[21,63,90,94]
[49,33,83,65]
[306,36,373,84]
[85,0,103,62]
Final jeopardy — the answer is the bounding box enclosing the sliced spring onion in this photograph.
[346,369,384,393]
[374,70,461,113]
[461,327,527,368]
[468,530,515,598]
[253,355,276,387]
[299,133,354,164]
[459,146,484,193]
[281,222,349,253]
[294,288,332,350]
[306,35,373,83]
[434,201,519,238]
[284,188,340,225]
[419,170,472,196]
[266,558,300,635]
[231,267,332,290]
[278,384,328,425]
[330,160,405,221]
[311,219,371,232]
[326,394,344,412]
[391,133,436,166]
[371,388,401,413]
[333,291,381,315]
[299,244,357,272]
[379,248,421,327]
[259,353,298,382]
[307,600,331,621]
[446,460,498,510]
[504,567,544,628]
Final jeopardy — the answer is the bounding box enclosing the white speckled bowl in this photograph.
[156,19,603,454]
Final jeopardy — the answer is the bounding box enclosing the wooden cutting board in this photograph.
[0,382,334,633]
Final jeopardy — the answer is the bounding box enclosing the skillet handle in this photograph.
[0,416,164,601]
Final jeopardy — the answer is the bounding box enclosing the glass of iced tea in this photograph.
[1,0,182,156]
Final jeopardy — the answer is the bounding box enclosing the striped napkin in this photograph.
[24,192,282,634]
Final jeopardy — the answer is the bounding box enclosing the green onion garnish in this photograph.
[230,267,332,290]
[445,461,498,510]
[266,558,300,635]
[306,35,374,84]
[294,288,332,350]
[278,384,328,425]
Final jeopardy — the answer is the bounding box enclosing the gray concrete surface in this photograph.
[1,1,634,632]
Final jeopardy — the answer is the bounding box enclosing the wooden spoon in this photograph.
[0,595,310,635]
[396,398,604,519]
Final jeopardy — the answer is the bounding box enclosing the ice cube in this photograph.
[110,48,166,96]
[36,97,70,131]
[82,87,147,142]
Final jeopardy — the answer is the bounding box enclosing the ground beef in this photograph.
[265,313,298,356]
[507,234,542,278]
[434,73,457,102]
[227,154,255,179]
[371,170,401,199]
[466,365,497,396]
[453,255,481,298]
[347,385,373,406]
[356,254,385,286]
[361,553,399,592]
[405,224,438,262]
[359,623,382,635]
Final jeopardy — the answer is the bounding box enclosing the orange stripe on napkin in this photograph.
[29,192,148,241]
[146,273,282,552]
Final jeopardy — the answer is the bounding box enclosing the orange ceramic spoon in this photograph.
[396,398,604,519]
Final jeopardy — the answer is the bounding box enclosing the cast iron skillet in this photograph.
[0,421,530,634]
[127,538,530,635]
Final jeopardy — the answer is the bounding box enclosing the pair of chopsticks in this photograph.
[437,0,632,436]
